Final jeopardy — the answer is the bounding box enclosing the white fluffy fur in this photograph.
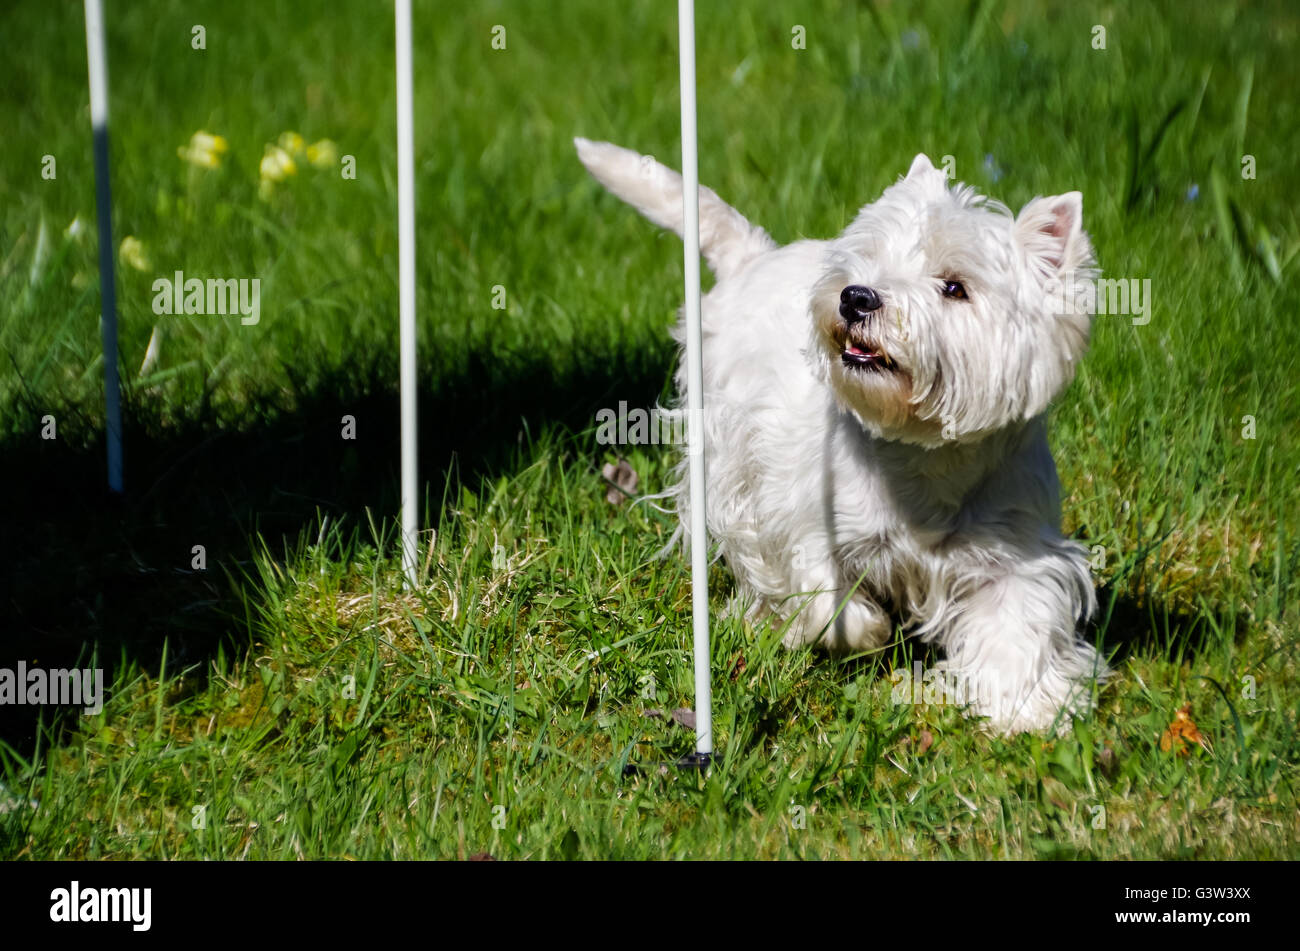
[576,137,1109,734]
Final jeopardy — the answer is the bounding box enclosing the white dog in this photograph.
[576,138,1109,733]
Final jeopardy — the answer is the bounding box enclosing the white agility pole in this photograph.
[84,0,124,494]
[678,0,713,762]
[395,0,419,587]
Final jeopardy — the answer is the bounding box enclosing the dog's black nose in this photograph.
[839,285,882,324]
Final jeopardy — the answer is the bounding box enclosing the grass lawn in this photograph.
[0,0,1297,859]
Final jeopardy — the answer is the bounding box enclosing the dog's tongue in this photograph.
[846,343,874,357]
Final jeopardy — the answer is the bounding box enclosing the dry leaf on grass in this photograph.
[729,653,747,682]
[1159,703,1211,756]
[640,707,696,732]
[601,460,638,505]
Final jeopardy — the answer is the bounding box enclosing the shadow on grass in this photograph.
[1,340,1241,756]
[0,345,673,754]
[1089,581,1246,665]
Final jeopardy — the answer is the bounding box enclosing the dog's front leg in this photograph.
[934,561,1107,734]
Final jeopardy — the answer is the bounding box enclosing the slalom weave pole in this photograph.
[395,0,419,587]
[83,0,123,494]
[677,0,713,764]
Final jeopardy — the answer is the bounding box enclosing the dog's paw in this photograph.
[942,645,1110,735]
[780,592,892,653]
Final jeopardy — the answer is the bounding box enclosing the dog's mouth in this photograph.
[839,337,898,372]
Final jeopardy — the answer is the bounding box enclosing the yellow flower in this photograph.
[277,131,305,156]
[192,131,228,155]
[178,145,219,168]
[178,130,228,169]
[259,144,297,183]
[305,138,338,168]
[118,236,150,272]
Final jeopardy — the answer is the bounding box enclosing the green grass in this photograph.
[1,0,1297,859]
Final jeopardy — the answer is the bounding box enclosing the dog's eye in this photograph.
[941,279,968,300]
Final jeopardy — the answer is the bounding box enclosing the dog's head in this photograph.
[811,154,1097,446]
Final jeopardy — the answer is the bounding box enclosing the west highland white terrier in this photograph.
[576,138,1109,733]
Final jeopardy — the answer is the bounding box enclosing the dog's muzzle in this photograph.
[837,285,896,370]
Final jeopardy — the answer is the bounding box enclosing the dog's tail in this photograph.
[575,137,775,282]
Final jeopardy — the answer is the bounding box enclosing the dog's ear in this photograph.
[892,153,949,200]
[1016,192,1092,275]
[906,153,938,179]
[903,153,949,193]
